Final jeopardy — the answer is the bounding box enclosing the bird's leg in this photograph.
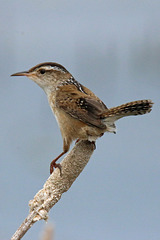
[50,140,70,175]
[50,151,67,175]
[75,139,80,144]
[90,141,96,150]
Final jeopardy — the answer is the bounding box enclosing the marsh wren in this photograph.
[11,62,153,174]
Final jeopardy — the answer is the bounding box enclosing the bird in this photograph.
[11,62,153,174]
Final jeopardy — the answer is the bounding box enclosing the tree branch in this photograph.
[11,140,95,240]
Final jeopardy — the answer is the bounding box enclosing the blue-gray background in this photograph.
[1,1,160,239]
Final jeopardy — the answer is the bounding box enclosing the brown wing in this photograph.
[55,84,108,129]
[80,84,108,106]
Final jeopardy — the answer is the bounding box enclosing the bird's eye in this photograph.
[40,69,46,74]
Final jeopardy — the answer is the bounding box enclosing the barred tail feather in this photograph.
[104,99,153,122]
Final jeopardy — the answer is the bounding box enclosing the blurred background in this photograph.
[0,0,160,239]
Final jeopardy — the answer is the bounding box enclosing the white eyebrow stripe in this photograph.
[40,65,66,73]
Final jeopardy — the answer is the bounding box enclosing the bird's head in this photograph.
[11,62,71,94]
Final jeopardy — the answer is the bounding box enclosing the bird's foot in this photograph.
[91,141,96,150]
[75,139,80,144]
[50,159,62,176]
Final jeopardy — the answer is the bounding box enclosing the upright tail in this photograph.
[104,99,153,122]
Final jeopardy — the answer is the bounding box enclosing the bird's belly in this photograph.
[54,108,105,142]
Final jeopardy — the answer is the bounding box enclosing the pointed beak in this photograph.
[11,71,30,77]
